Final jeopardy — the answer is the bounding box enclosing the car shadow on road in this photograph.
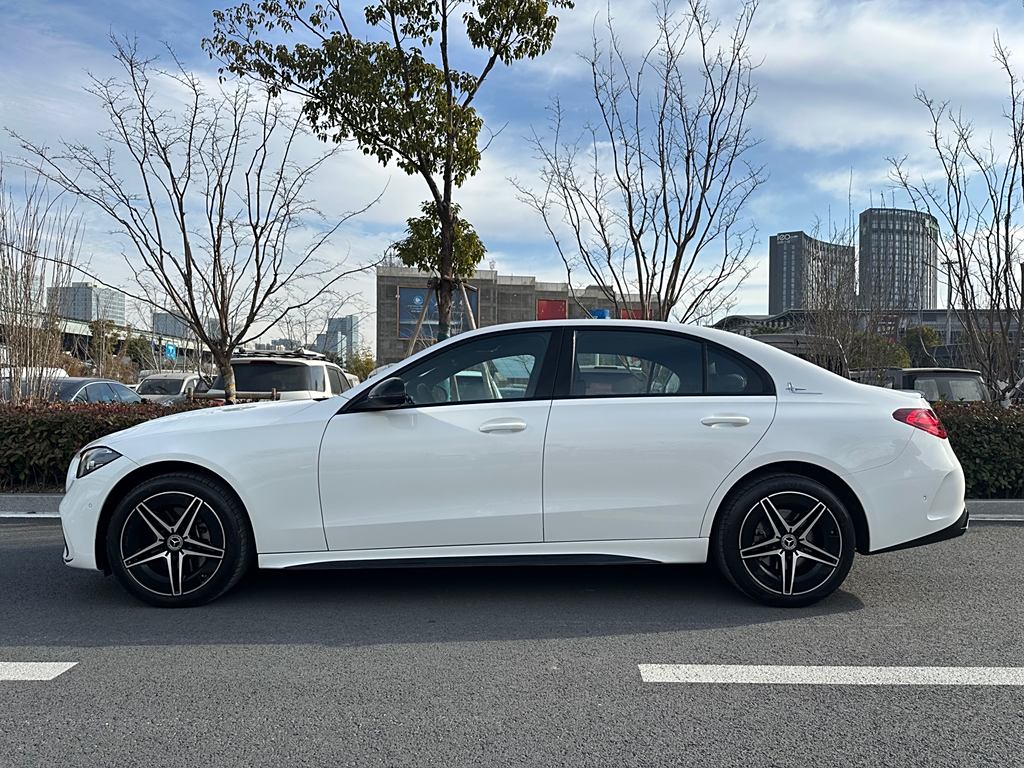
[1,521,865,649]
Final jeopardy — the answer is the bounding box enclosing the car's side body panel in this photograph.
[319,400,552,550]
[542,395,776,541]
[61,400,334,567]
[258,537,709,569]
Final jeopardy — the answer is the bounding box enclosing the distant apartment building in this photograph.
[375,266,649,364]
[858,208,939,311]
[315,315,361,360]
[152,311,219,340]
[767,232,856,314]
[47,282,126,325]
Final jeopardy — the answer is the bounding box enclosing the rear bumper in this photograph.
[870,508,969,554]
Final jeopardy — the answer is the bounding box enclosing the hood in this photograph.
[91,399,324,450]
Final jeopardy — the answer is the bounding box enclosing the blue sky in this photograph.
[2,0,1024,333]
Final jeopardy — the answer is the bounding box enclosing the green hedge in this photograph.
[0,403,206,491]
[934,402,1024,500]
[0,401,1021,498]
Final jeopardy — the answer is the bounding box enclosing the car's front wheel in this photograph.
[105,473,253,607]
[714,474,856,607]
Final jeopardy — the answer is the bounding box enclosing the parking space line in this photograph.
[0,662,77,681]
[638,664,1024,686]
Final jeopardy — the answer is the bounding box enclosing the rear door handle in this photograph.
[701,415,751,427]
[479,418,527,433]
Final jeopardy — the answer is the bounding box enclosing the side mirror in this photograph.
[360,376,408,410]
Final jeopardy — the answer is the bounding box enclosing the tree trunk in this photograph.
[436,206,455,341]
[216,354,236,405]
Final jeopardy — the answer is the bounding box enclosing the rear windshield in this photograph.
[137,378,183,395]
[907,374,988,402]
[213,362,324,393]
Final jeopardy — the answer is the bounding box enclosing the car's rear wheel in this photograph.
[105,473,253,607]
[714,474,856,607]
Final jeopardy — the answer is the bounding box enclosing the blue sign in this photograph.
[590,308,612,319]
[164,343,178,361]
[398,287,479,339]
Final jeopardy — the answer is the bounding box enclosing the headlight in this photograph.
[77,447,122,478]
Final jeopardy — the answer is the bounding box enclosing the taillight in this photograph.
[892,408,947,439]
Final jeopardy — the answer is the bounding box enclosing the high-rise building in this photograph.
[767,232,856,314]
[858,208,939,311]
[315,315,361,361]
[47,282,126,325]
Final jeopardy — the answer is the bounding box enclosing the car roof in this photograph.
[899,368,983,375]
[141,372,196,379]
[59,377,121,385]
[231,357,333,366]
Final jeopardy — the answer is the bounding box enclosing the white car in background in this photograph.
[60,320,967,608]
[204,349,353,401]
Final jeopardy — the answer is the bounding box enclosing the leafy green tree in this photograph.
[343,347,377,382]
[206,0,573,339]
[394,201,485,279]
[901,325,941,367]
[849,332,911,371]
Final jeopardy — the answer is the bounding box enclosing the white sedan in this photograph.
[60,320,967,608]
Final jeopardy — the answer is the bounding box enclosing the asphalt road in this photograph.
[2,518,1023,768]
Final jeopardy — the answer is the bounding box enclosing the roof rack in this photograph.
[232,347,327,361]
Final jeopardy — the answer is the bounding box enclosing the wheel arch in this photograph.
[709,461,870,555]
[94,460,252,573]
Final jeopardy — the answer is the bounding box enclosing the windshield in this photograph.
[908,374,989,402]
[137,378,184,395]
[213,362,324,392]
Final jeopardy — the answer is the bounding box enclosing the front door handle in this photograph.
[701,415,751,428]
[479,418,527,433]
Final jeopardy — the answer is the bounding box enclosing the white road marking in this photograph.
[0,662,77,681]
[638,664,1024,686]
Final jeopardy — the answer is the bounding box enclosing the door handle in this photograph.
[479,418,527,433]
[700,415,750,427]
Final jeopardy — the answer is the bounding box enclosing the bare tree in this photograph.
[514,0,764,323]
[0,163,81,403]
[13,39,376,402]
[274,286,364,351]
[890,35,1024,399]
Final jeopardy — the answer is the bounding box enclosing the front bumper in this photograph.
[60,454,139,571]
[870,508,969,554]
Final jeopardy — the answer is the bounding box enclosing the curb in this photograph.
[968,499,1024,523]
[2,494,1024,522]
[0,493,62,518]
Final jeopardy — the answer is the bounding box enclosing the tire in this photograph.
[105,472,253,607]
[713,474,856,608]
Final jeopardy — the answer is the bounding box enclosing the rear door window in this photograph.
[87,383,117,403]
[327,368,346,394]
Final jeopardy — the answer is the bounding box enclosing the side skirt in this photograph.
[258,538,710,570]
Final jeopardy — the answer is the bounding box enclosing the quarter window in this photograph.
[706,346,771,395]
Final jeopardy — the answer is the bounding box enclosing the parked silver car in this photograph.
[136,373,210,405]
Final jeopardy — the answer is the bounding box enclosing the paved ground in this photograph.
[1,518,1022,767]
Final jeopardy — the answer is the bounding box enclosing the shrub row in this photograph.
[934,402,1024,500]
[0,403,207,491]
[0,400,1021,498]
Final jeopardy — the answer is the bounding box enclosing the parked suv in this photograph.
[207,349,353,401]
[850,367,990,403]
